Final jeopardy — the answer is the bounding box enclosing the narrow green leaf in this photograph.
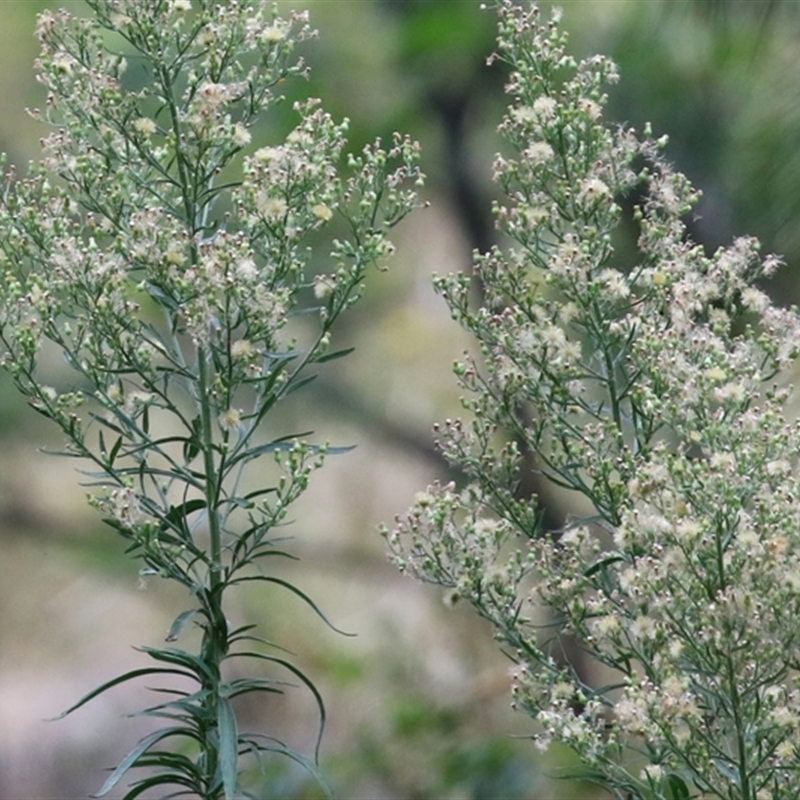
[135,646,214,682]
[166,499,207,526]
[321,444,356,456]
[121,772,197,800]
[667,773,691,800]
[284,373,317,396]
[108,435,123,466]
[711,758,740,786]
[48,667,193,720]
[94,727,187,797]
[224,651,326,762]
[145,281,178,312]
[229,576,356,636]
[165,608,200,642]
[316,346,355,364]
[218,696,239,799]
[87,412,125,435]
[242,486,279,501]
[224,680,285,700]
[584,553,624,577]
[183,416,201,463]
[238,734,336,800]
[28,401,55,421]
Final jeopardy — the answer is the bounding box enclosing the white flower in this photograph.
[742,287,769,313]
[258,194,288,222]
[196,82,228,113]
[579,177,610,202]
[599,268,630,298]
[261,26,284,43]
[254,146,279,163]
[523,141,554,164]
[231,340,254,359]
[313,275,335,299]
[236,257,258,280]
[133,117,157,136]
[232,122,251,147]
[577,98,601,120]
[51,49,76,75]
[312,203,333,222]
[218,408,241,431]
[532,95,557,120]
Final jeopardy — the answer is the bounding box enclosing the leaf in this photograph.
[223,651,326,762]
[217,696,239,799]
[88,411,125,435]
[145,281,178,312]
[229,575,356,636]
[323,444,356,456]
[183,416,201,463]
[165,608,200,642]
[48,667,193,720]
[28,401,55,421]
[120,772,196,800]
[284,373,317,396]
[222,678,286,700]
[584,553,625,577]
[108,435,123,467]
[711,758,740,786]
[166,498,207,528]
[667,773,691,800]
[135,646,214,682]
[316,346,355,364]
[238,734,336,800]
[226,434,311,468]
[94,727,188,797]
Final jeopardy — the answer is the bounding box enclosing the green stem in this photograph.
[197,345,229,800]
[198,353,223,587]
[727,655,752,800]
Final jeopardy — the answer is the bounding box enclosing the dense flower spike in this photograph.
[386,3,800,798]
[0,2,421,798]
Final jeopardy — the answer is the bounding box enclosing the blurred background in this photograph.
[2,1,800,797]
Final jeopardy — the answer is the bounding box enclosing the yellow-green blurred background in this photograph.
[2,1,800,798]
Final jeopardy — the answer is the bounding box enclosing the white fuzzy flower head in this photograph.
[524,141,554,164]
[231,339,254,360]
[599,268,630,299]
[741,287,769,313]
[236,257,258,280]
[313,275,336,299]
[257,194,287,222]
[254,146,278,163]
[312,203,333,223]
[532,95,557,121]
[218,408,241,432]
[577,98,601,120]
[196,82,228,114]
[579,177,610,202]
[232,122,251,147]
[261,26,284,43]
[133,117,157,136]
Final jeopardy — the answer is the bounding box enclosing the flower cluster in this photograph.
[386,2,800,798]
[0,1,422,797]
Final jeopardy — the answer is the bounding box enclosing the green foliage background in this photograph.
[1,1,798,798]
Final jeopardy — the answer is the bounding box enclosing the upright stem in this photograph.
[197,345,228,800]
[197,346,223,589]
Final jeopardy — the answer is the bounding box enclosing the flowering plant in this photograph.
[386,2,800,799]
[0,1,420,797]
